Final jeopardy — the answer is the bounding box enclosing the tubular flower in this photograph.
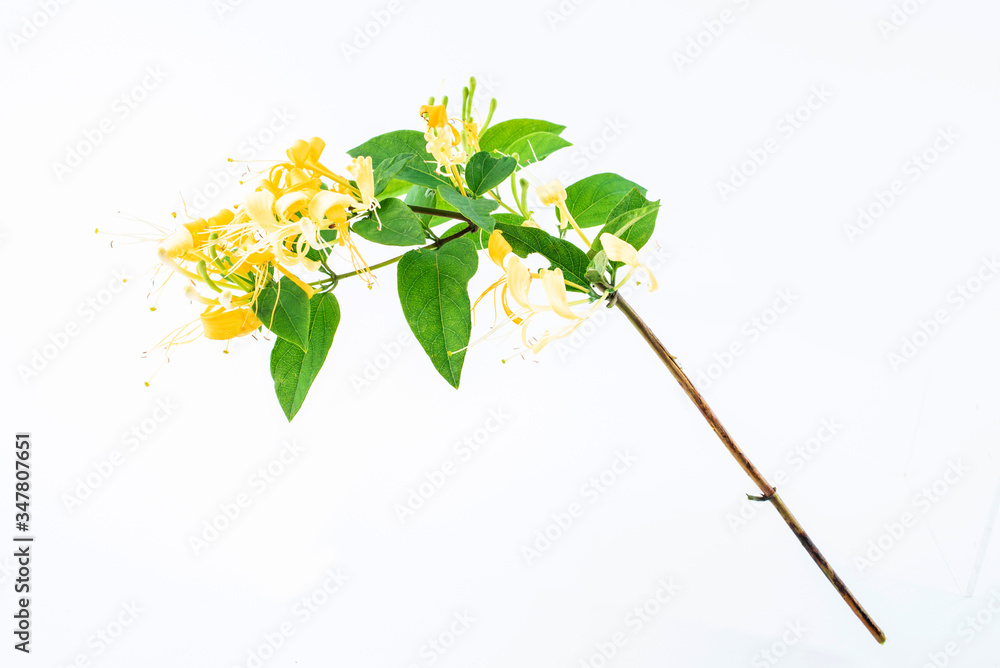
[462,120,481,154]
[278,137,354,193]
[536,180,590,246]
[309,190,375,286]
[536,181,571,228]
[600,233,658,292]
[420,104,466,183]
[346,155,381,226]
[473,229,519,323]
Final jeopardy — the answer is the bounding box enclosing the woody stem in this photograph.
[612,293,886,645]
[326,208,477,283]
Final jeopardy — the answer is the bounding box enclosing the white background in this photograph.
[2,0,1000,666]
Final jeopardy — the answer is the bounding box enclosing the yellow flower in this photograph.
[473,229,518,323]
[420,104,467,189]
[346,155,381,226]
[280,137,355,193]
[309,190,375,286]
[158,219,207,259]
[463,120,481,154]
[536,180,590,245]
[600,233,658,292]
[419,104,448,129]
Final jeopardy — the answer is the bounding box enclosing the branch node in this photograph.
[747,489,776,502]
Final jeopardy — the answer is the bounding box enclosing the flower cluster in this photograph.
[148,137,380,355]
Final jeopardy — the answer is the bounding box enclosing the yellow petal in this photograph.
[309,190,353,224]
[347,156,376,209]
[286,139,311,167]
[307,137,326,159]
[208,209,235,228]
[600,233,638,265]
[201,306,261,340]
[645,266,659,292]
[158,227,195,258]
[244,190,278,231]
[420,104,448,129]
[536,180,567,207]
[505,256,533,310]
[242,250,273,265]
[276,191,309,220]
[487,230,512,267]
[540,268,578,320]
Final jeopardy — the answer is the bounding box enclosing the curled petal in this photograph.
[276,191,309,220]
[601,233,658,291]
[601,233,638,264]
[309,190,353,224]
[540,269,578,320]
[201,307,261,340]
[487,230,512,267]
[208,209,235,228]
[286,139,311,167]
[158,227,195,258]
[420,104,448,129]
[505,256,533,310]
[244,190,278,231]
[307,137,326,159]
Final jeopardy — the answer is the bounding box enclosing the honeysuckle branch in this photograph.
[610,291,887,645]
[134,81,890,645]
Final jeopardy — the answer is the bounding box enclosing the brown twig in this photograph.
[613,293,886,644]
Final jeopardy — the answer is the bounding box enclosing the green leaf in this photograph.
[253,277,311,350]
[270,293,340,421]
[479,119,566,154]
[348,130,450,190]
[464,151,518,196]
[494,222,592,293]
[585,250,610,284]
[377,179,413,199]
[404,185,461,231]
[353,198,426,247]
[436,185,499,232]
[505,132,572,167]
[397,238,479,388]
[491,213,529,227]
[405,185,438,225]
[564,173,647,228]
[590,188,660,258]
[373,153,415,195]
